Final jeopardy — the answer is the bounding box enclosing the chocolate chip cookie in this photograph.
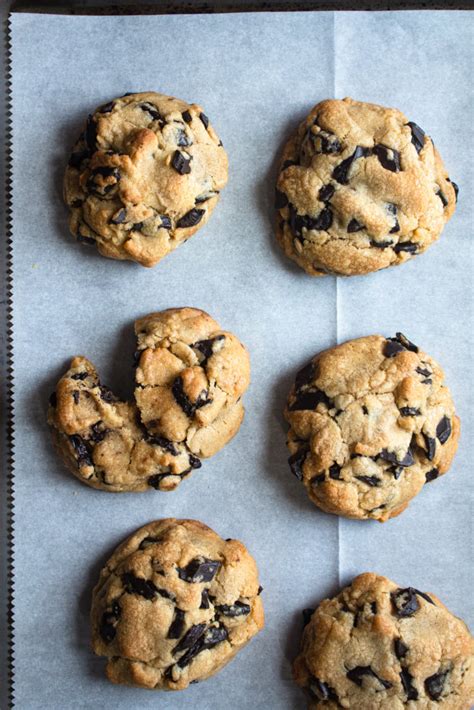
[275,98,458,276]
[64,92,228,267]
[134,308,250,458]
[91,519,264,690]
[293,573,474,709]
[285,334,459,521]
[47,309,250,492]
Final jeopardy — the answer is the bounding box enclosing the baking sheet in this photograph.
[8,10,473,709]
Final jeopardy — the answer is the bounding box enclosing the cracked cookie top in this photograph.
[275,98,457,276]
[293,573,474,709]
[47,308,250,492]
[285,333,459,521]
[64,92,228,267]
[91,519,264,690]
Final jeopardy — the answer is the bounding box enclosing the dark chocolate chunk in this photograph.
[159,214,172,230]
[71,371,88,381]
[302,608,315,627]
[182,110,192,123]
[346,666,392,690]
[98,101,115,114]
[416,366,432,378]
[362,405,369,415]
[425,669,449,701]
[394,241,418,254]
[356,475,381,487]
[379,447,414,468]
[140,102,163,123]
[199,113,209,129]
[192,334,225,364]
[84,114,97,153]
[309,207,333,231]
[77,234,96,245]
[167,609,186,639]
[132,222,143,231]
[294,361,315,391]
[373,144,401,172]
[332,146,370,184]
[90,422,107,443]
[400,668,418,701]
[147,435,179,456]
[394,638,408,660]
[436,416,451,444]
[391,588,420,617]
[399,407,421,417]
[178,557,220,583]
[282,159,298,170]
[122,572,158,600]
[216,601,251,617]
[425,468,439,483]
[406,121,425,153]
[110,208,127,225]
[188,454,202,470]
[422,434,436,461]
[200,589,210,609]
[370,239,394,249]
[288,447,308,481]
[437,189,448,207]
[396,333,418,352]
[311,473,326,485]
[275,189,288,209]
[176,208,205,229]
[257,585,263,595]
[414,589,435,605]
[68,149,90,169]
[387,203,400,233]
[318,184,335,202]
[173,623,207,654]
[148,473,172,489]
[69,435,93,467]
[172,376,210,417]
[329,463,341,480]
[171,150,192,175]
[347,218,364,233]
[99,602,121,643]
[87,166,121,196]
[384,333,418,357]
[176,624,227,669]
[138,535,162,549]
[99,386,118,404]
[176,128,191,147]
[309,129,341,154]
[391,466,404,480]
[289,389,332,411]
[157,588,175,601]
[308,677,339,702]
[447,178,459,202]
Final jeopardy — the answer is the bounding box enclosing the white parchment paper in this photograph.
[10,11,473,709]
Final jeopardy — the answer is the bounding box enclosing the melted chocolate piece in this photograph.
[318,184,335,202]
[394,638,408,660]
[216,601,251,617]
[406,121,426,153]
[182,110,192,123]
[400,668,418,701]
[422,434,436,461]
[289,389,332,411]
[384,333,418,357]
[99,601,121,643]
[393,241,418,254]
[173,623,207,654]
[167,609,185,639]
[373,144,401,172]
[294,361,315,391]
[356,475,380,487]
[311,473,326,485]
[172,376,210,417]
[178,557,220,583]
[347,218,364,233]
[332,146,370,184]
[391,588,420,617]
[329,464,341,480]
[425,669,449,700]
[288,447,309,481]
[69,435,93,467]
[425,468,439,483]
[176,208,205,229]
[399,407,421,417]
[199,113,209,129]
[436,416,451,444]
[192,335,225,364]
[370,239,394,249]
[122,572,158,600]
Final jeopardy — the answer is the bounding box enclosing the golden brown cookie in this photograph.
[64,92,228,267]
[294,573,474,709]
[91,519,264,690]
[275,98,457,276]
[285,333,459,521]
[47,308,250,492]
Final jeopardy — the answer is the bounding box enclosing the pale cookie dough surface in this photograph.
[293,573,474,709]
[91,519,264,690]
[134,308,250,458]
[275,98,457,276]
[285,333,459,521]
[47,309,250,492]
[64,92,228,267]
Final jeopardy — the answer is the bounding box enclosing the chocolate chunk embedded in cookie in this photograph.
[293,573,474,709]
[275,98,457,276]
[91,519,264,689]
[64,92,228,267]
[285,334,459,521]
